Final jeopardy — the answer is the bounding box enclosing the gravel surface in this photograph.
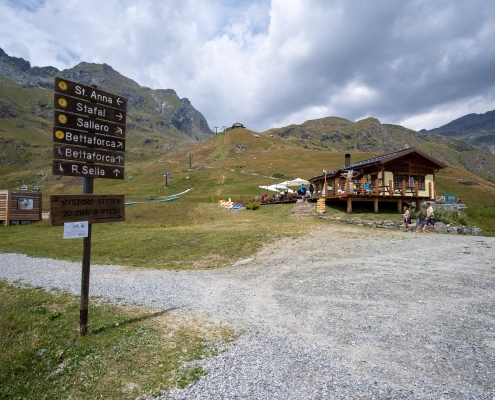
[1,224,494,399]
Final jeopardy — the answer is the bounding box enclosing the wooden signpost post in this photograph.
[50,77,127,335]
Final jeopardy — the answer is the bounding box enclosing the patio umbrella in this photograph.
[279,178,310,186]
[258,185,282,193]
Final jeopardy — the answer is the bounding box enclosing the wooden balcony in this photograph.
[316,179,433,213]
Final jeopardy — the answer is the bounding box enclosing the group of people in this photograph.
[402,202,437,234]
[297,183,314,200]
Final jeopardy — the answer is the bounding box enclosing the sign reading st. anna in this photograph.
[54,77,127,110]
[52,77,127,179]
[50,194,125,226]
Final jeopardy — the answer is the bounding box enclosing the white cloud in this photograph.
[1,0,495,132]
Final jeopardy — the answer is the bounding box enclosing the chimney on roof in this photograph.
[345,153,350,167]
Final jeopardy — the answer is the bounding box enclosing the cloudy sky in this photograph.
[1,0,495,132]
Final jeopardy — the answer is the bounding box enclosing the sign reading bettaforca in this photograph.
[50,194,125,226]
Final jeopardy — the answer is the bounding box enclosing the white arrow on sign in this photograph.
[117,113,123,121]
[116,155,124,162]
[116,127,123,135]
[117,98,123,106]
[113,169,121,176]
[117,142,123,149]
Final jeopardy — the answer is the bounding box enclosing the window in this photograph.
[393,174,408,188]
[394,175,425,190]
[413,176,425,190]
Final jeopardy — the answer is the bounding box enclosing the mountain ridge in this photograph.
[421,110,495,155]
[0,48,214,143]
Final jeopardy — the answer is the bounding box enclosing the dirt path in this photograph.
[2,223,494,398]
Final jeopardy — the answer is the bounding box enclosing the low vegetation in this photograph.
[0,280,232,399]
[0,202,326,269]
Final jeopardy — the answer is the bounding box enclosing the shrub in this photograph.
[245,202,260,210]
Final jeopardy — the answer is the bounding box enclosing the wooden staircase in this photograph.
[291,199,313,217]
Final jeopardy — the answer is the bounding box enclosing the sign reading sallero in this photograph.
[54,110,125,138]
[52,77,127,180]
[50,194,125,226]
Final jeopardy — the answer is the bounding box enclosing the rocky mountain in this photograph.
[0,48,214,158]
[420,110,495,155]
[264,116,495,182]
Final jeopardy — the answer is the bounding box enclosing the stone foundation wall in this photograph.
[317,215,483,236]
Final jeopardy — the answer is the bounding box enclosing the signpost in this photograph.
[51,77,127,336]
[50,194,125,225]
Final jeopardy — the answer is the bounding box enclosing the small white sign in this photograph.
[63,221,89,239]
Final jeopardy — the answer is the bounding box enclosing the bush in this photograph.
[434,208,466,225]
[246,202,260,210]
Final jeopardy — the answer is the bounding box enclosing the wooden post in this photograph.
[428,182,432,199]
[388,180,393,196]
[6,190,11,226]
[414,181,418,197]
[374,179,379,196]
[398,198,402,212]
[79,177,93,336]
[401,180,406,196]
[374,197,379,213]
[347,197,352,213]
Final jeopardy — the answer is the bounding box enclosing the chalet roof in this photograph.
[311,147,447,180]
[232,122,245,128]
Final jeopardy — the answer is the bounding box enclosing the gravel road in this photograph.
[1,224,494,399]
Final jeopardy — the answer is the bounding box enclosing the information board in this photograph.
[50,194,125,226]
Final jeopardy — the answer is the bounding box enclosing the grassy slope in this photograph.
[2,127,495,271]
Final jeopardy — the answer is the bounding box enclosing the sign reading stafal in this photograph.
[54,93,126,124]
[50,194,125,226]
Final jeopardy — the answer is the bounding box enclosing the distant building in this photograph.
[232,122,245,129]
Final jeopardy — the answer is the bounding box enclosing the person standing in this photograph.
[309,183,314,198]
[415,210,426,233]
[424,202,437,234]
[299,184,307,201]
[402,205,412,232]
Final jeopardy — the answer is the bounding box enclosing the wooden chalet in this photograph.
[309,148,447,213]
[231,122,245,129]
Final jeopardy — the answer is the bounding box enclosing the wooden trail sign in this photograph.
[51,78,128,336]
[54,92,126,124]
[53,160,124,179]
[53,143,125,166]
[54,110,126,138]
[54,77,127,111]
[53,127,126,152]
[50,194,125,226]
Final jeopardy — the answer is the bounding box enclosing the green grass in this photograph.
[0,280,233,399]
[0,202,324,269]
